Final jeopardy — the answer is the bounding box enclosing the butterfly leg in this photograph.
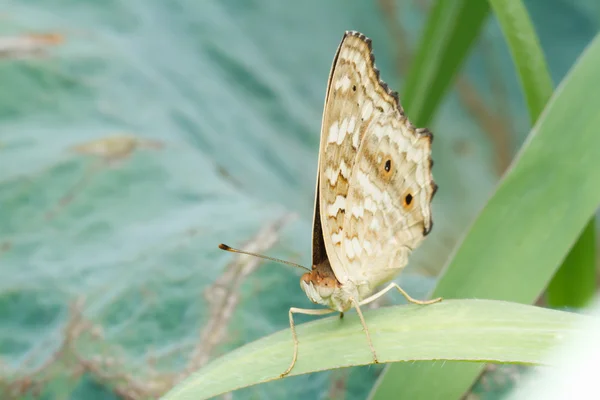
[359,282,443,307]
[350,298,379,364]
[280,307,336,378]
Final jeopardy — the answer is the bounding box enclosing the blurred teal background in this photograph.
[0,0,598,399]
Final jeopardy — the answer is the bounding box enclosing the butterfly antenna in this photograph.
[218,243,311,272]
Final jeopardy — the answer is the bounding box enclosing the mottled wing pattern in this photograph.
[317,31,436,293]
[343,112,435,291]
[316,32,393,274]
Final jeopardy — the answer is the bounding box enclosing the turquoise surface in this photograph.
[1,0,598,398]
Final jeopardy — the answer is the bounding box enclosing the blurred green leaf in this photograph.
[161,300,593,400]
[488,0,597,315]
[547,219,597,308]
[370,26,600,400]
[402,0,490,126]
[488,0,553,122]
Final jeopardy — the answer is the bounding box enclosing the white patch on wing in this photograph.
[336,118,349,145]
[331,231,343,245]
[356,170,390,208]
[371,120,391,140]
[350,205,364,218]
[351,237,362,257]
[326,195,346,217]
[369,217,381,232]
[364,196,376,212]
[348,115,358,149]
[325,160,350,186]
[340,47,351,60]
[334,75,352,92]
[406,146,424,163]
[361,100,373,121]
[325,167,336,185]
[350,197,376,219]
[415,163,426,186]
[340,160,350,179]
[327,121,339,144]
[345,237,355,259]
[352,130,360,149]
[347,116,356,135]
[343,48,367,78]
[363,240,373,256]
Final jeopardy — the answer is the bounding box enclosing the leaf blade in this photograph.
[489,0,553,122]
[547,219,597,308]
[402,0,490,126]
[161,300,593,400]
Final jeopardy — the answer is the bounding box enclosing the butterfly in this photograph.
[219,30,441,378]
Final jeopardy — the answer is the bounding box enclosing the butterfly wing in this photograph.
[313,31,372,268]
[343,112,436,292]
[315,31,436,294]
[314,31,390,271]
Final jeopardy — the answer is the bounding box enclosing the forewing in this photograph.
[316,31,409,280]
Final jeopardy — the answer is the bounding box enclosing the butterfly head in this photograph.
[300,260,354,312]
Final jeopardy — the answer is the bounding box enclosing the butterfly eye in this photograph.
[379,158,393,179]
[352,85,357,92]
[403,193,414,209]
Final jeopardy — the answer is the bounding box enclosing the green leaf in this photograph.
[489,0,597,314]
[369,25,600,400]
[161,300,594,400]
[487,0,553,122]
[402,0,490,126]
[547,219,597,308]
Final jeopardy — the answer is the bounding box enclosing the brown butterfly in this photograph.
[220,30,441,378]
